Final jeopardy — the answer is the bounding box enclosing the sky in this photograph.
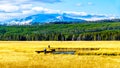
[0,0,120,21]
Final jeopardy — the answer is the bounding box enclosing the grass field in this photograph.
[0,41,120,68]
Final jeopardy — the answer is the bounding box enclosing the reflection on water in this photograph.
[52,51,75,55]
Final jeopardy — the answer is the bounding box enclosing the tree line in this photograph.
[0,22,120,41]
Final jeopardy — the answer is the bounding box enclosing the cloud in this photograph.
[0,0,61,4]
[0,4,62,21]
[22,7,60,15]
[76,2,93,7]
[20,4,33,10]
[33,0,62,3]
[32,7,48,12]
[7,19,33,25]
[0,13,26,21]
[64,11,88,16]
[76,3,82,7]
[87,2,93,5]
[0,4,19,12]
[0,0,62,21]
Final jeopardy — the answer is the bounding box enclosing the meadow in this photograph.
[0,41,120,68]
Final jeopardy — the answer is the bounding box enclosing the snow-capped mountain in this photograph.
[0,13,85,25]
[0,13,115,25]
[23,14,85,24]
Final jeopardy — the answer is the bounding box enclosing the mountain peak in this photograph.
[0,13,115,25]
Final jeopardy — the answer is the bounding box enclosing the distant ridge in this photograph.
[0,13,118,25]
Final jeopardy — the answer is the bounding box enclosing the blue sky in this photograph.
[0,0,120,21]
[41,0,119,16]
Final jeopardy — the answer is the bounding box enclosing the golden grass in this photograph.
[0,41,120,68]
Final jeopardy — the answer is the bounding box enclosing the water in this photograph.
[52,51,75,55]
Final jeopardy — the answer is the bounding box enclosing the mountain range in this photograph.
[0,13,116,25]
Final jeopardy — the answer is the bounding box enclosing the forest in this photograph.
[0,22,120,41]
